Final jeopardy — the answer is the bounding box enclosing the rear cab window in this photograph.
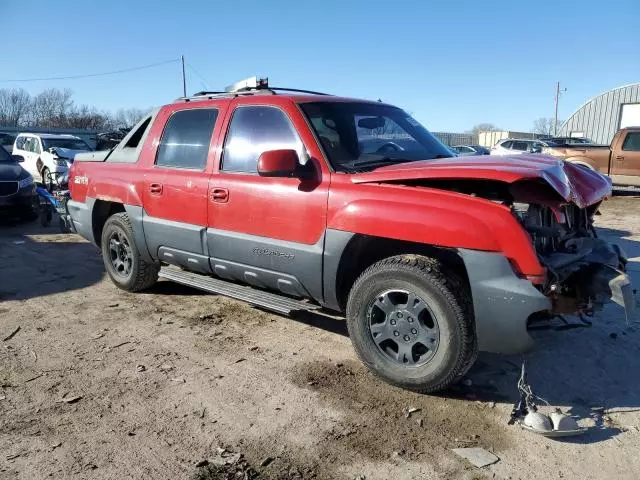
[155,108,219,170]
[622,132,640,151]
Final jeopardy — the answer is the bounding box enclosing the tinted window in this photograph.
[42,138,90,150]
[125,117,151,148]
[500,141,512,149]
[155,109,218,170]
[622,132,640,152]
[222,106,302,173]
[15,136,25,150]
[512,141,528,151]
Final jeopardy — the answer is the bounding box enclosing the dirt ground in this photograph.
[2,195,640,480]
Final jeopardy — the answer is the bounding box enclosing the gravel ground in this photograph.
[1,195,640,480]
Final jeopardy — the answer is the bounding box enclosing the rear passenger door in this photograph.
[141,106,222,272]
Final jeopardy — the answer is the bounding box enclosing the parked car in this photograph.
[0,132,16,154]
[0,147,37,220]
[544,127,640,186]
[96,128,131,151]
[451,145,490,156]
[551,136,597,146]
[12,133,92,190]
[491,138,551,155]
[67,77,630,393]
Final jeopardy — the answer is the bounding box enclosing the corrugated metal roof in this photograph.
[558,84,640,144]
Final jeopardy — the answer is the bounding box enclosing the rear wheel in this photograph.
[346,255,475,393]
[101,212,159,292]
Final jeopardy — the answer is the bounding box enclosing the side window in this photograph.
[23,138,33,152]
[222,106,302,173]
[155,109,218,170]
[32,138,41,154]
[501,141,512,149]
[513,141,528,151]
[622,133,640,152]
[125,117,151,149]
[15,136,25,151]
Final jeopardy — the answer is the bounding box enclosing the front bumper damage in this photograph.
[459,242,633,355]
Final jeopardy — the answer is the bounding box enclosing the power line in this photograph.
[0,58,181,83]
[185,62,210,90]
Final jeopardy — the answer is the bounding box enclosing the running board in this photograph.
[158,267,320,315]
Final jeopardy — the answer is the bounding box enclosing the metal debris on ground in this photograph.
[452,447,500,468]
[24,374,44,383]
[260,456,274,467]
[60,394,83,404]
[248,346,259,351]
[234,358,246,364]
[3,326,21,342]
[136,365,146,372]
[404,406,420,418]
[510,361,585,437]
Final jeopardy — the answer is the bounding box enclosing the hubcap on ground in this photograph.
[108,230,133,278]
[367,290,440,366]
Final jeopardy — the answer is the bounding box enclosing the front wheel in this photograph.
[346,255,475,393]
[41,167,54,192]
[100,212,159,292]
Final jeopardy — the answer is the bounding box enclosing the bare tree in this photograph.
[113,108,150,129]
[532,117,560,136]
[0,87,149,131]
[0,88,31,127]
[28,88,74,127]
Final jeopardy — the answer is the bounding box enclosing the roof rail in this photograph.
[178,76,331,102]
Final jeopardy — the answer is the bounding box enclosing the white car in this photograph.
[12,133,92,189]
[490,139,548,155]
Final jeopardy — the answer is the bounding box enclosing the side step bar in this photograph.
[158,267,321,315]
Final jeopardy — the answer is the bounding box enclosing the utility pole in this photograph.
[181,55,187,98]
[554,81,567,136]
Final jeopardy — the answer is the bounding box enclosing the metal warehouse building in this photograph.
[558,83,640,145]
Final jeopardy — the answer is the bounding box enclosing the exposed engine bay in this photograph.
[514,201,631,319]
[402,177,633,321]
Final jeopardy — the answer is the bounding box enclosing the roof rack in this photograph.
[180,76,331,102]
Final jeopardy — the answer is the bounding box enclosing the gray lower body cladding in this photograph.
[67,198,95,244]
[458,248,551,355]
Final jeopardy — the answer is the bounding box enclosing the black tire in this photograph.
[346,255,475,393]
[100,212,159,292]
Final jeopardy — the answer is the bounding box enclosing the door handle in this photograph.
[615,155,625,161]
[211,188,229,203]
[149,183,163,195]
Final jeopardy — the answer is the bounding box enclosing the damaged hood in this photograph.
[50,147,89,161]
[351,154,612,208]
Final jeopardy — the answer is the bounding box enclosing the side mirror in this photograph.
[257,149,299,177]
[12,154,24,163]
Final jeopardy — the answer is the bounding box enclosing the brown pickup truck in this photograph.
[544,127,640,186]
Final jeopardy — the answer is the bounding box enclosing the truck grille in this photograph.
[0,181,18,197]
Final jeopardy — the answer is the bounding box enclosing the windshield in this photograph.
[298,102,453,171]
[42,138,91,151]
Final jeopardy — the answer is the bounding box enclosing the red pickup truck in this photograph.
[68,77,632,393]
